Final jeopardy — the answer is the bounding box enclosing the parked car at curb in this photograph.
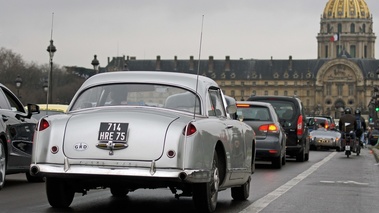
[30,71,256,212]
[0,83,41,190]
[247,96,310,162]
[236,101,286,169]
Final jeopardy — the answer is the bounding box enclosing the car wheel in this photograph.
[0,140,6,190]
[193,152,219,212]
[46,177,75,208]
[272,155,282,169]
[296,148,305,162]
[25,172,45,183]
[110,187,129,197]
[282,154,286,165]
[231,176,251,200]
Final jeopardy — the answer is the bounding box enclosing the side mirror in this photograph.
[17,104,40,119]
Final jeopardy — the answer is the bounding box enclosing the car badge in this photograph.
[74,142,88,151]
[96,141,128,155]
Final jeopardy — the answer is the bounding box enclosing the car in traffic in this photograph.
[0,83,41,190]
[247,96,310,162]
[236,101,286,169]
[30,71,256,212]
[368,128,379,146]
[309,128,342,151]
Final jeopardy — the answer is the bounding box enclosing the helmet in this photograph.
[355,109,361,115]
[344,107,351,114]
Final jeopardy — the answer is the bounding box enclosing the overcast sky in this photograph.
[1,0,379,68]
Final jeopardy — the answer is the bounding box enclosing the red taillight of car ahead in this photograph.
[38,118,50,131]
[183,123,197,136]
[297,115,303,135]
[258,124,279,133]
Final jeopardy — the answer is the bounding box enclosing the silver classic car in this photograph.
[309,128,342,151]
[30,71,255,212]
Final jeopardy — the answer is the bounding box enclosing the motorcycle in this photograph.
[344,131,360,158]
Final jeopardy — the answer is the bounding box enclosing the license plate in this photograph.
[345,145,350,151]
[98,122,128,142]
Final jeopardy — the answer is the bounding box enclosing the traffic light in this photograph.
[376,107,379,112]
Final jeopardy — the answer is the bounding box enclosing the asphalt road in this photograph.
[0,148,378,213]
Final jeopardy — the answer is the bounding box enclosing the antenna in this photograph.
[193,15,204,119]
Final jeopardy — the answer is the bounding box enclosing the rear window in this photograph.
[236,106,271,121]
[255,100,295,121]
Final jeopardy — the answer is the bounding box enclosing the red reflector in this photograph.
[269,150,278,154]
[183,123,197,136]
[38,119,50,131]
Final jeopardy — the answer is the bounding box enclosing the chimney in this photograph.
[155,55,161,70]
[208,56,214,72]
[189,56,194,71]
[174,56,178,71]
[224,56,230,72]
[288,55,292,71]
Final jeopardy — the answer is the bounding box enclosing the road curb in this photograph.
[369,146,379,163]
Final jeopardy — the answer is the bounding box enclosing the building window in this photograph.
[252,90,256,96]
[231,90,235,96]
[338,23,342,33]
[231,81,235,86]
[284,82,288,86]
[265,82,268,86]
[274,81,278,86]
[350,45,356,58]
[284,90,288,96]
[294,90,297,96]
[264,91,268,95]
[241,81,245,86]
[252,82,256,86]
[241,90,245,98]
[349,86,354,96]
[274,91,278,96]
[307,90,310,96]
[221,82,225,86]
[325,45,328,58]
[363,24,366,33]
[364,46,367,58]
[337,84,343,96]
[326,84,331,96]
[350,23,355,33]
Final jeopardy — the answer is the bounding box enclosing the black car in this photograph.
[0,83,40,190]
[247,96,310,162]
[236,101,286,169]
[368,129,379,146]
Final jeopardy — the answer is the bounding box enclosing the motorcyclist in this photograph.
[339,107,356,148]
[354,108,366,147]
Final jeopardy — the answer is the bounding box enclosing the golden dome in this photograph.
[323,0,370,19]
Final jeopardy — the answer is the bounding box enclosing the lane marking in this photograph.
[240,152,336,213]
[320,180,369,185]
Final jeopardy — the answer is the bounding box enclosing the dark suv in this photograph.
[247,96,310,162]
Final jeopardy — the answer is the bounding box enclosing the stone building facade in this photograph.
[88,0,379,119]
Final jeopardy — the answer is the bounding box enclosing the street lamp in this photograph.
[91,54,100,74]
[14,75,22,98]
[46,39,56,105]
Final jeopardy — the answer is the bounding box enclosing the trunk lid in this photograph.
[63,108,180,160]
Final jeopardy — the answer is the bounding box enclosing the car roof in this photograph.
[78,71,218,94]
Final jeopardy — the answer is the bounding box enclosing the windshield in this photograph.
[70,83,201,114]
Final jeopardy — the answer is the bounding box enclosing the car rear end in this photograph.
[236,101,285,164]
[247,96,309,161]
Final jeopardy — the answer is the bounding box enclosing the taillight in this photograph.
[183,123,197,136]
[38,118,50,131]
[297,115,303,135]
[258,124,279,133]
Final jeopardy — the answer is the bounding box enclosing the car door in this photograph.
[0,86,36,170]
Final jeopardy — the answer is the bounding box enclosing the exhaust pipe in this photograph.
[179,172,187,180]
[30,165,40,176]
